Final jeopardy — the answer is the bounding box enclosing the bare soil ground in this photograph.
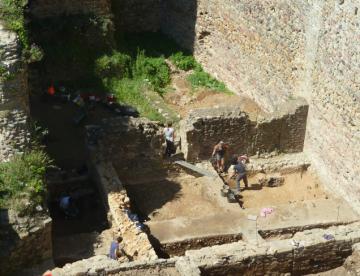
[127,167,329,224]
[126,170,222,221]
[227,171,328,209]
[164,71,264,118]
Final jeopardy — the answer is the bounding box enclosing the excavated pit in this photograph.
[122,161,358,259]
[47,172,110,267]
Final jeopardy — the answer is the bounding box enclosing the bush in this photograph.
[95,51,131,79]
[132,50,170,94]
[187,66,228,92]
[1,0,29,49]
[0,150,52,214]
[170,52,197,71]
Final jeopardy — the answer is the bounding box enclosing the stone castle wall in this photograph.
[0,23,30,161]
[305,0,360,213]
[163,0,308,111]
[112,0,162,33]
[180,98,308,162]
[29,0,112,18]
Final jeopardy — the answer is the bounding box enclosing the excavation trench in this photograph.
[46,170,110,267]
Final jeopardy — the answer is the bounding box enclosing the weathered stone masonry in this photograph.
[51,221,360,275]
[29,0,112,18]
[116,0,359,214]
[304,0,360,214]
[0,23,30,161]
[0,211,52,275]
[180,98,308,162]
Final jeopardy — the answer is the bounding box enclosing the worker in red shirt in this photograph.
[47,83,55,96]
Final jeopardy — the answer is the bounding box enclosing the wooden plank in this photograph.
[174,160,218,178]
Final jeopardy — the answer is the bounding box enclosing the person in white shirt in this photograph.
[164,122,175,157]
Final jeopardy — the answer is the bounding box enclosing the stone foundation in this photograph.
[90,117,163,177]
[0,211,52,275]
[50,221,360,275]
[90,160,157,261]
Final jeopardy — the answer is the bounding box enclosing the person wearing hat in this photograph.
[212,140,227,173]
[228,155,249,193]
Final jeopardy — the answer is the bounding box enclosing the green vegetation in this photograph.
[132,50,170,94]
[95,51,131,79]
[187,65,230,93]
[106,78,164,121]
[0,64,10,81]
[95,49,172,121]
[0,0,29,49]
[0,150,52,214]
[0,0,44,63]
[169,52,197,71]
[168,49,231,93]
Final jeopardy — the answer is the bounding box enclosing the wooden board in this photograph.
[174,160,218,178]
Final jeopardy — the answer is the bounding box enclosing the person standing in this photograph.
[164,122,175,157]
[212,141,227,173]
[228,155,249,193]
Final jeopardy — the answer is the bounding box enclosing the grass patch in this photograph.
[169,52,197,71]
[187,65,231,93]
[132,50,170,95]
[95,51,131,79]
[105,78,164,122]
[95,48,171,120]
[0,149,52,215]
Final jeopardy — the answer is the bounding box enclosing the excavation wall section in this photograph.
[90,117,163,178]
[180,98,308,162]
[50,222,360,276]
[0,212,52,275]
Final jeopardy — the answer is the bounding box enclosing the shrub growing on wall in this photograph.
[0,150,52,215]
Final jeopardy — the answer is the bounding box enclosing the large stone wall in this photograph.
[112,0,162,33]
[304,1,360,213]
[0,23,30,161]
[180,98,308,162]
[162,0,308,111]
[29,0,112,18]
